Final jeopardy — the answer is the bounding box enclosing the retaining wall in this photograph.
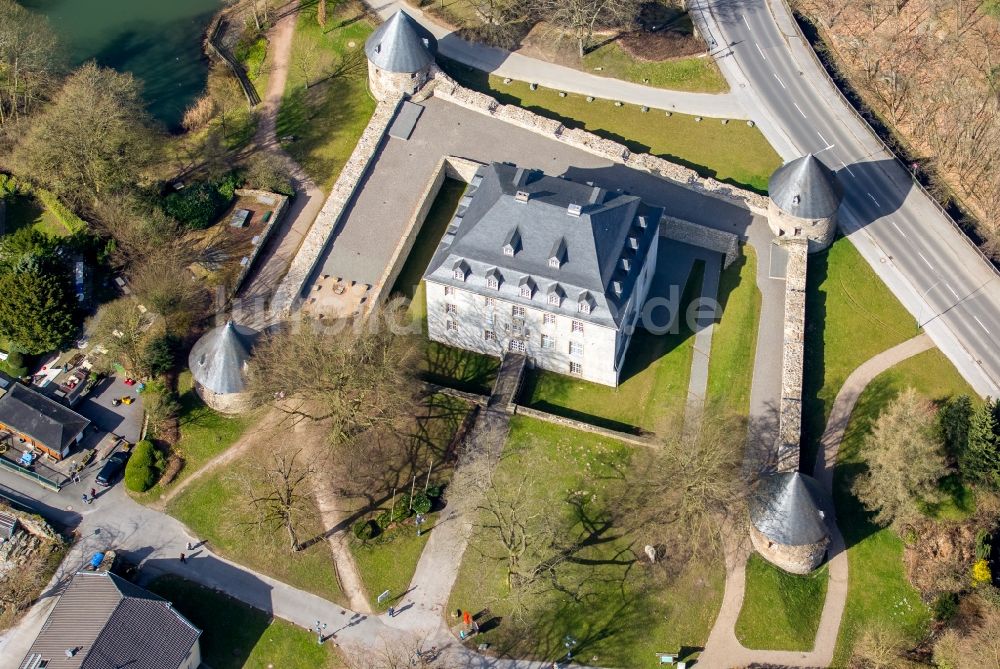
[776,238,809,472]
[232,188,289,296]
[511,405,657,448]
[270,96,403,318]
[661,215,739,268]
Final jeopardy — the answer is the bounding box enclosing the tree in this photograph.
[851,623,909,669]
[0,267,75,354]
[933,595,1000,669]
[236,448,316,552]
[145,333,181,376]
[854,388,949,531]
[89,298,157,376]
[0,227,55,269]
[245,321,419,446]
[129,249,208,334]
[543,0,639,57]
[92,192,183,270]
[13,62,157,207]
[466,0,532,48]
[241,153,294,196]
[962,398,1000,488]
[940,394,974,460]
[124,440,163,492]
[0,0,62,127]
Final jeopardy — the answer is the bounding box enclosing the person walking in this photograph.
[82,493,91,505]
[90,488,97,501]
[179,553,187,564]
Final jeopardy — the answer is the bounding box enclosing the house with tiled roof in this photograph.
[0,383,90,461]
[423,163,662,386]
[19,571,201,669]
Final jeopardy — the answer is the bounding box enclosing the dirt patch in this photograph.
[904,520,977,594]
[618,29,703,61]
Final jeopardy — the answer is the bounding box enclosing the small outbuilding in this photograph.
[766,154,843,252]
[364,9,437,101]
[188,321,258,414]
[749,471,831,574]
[0,383,90,461]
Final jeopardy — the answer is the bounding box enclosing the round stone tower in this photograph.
[767,154,843,252]
[364,9,437,101]
[188,320,258,414]
[749,471,831,574]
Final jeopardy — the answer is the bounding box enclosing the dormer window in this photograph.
[578,291,593,314]
[452,260,469,282]
[548,238,567,269]
[620,257,632,272]
[486,268,502,290]
[579,302,591,314]
[503,226,521,257]
[518,276,535,299]
[628,236,639,250]
[547,283,563,307]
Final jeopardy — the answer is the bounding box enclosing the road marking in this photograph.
[743,14,751,29]
[755,42,766,60]
[974,316,991,335]
[773,73,786,88]
[840,161,856,177]
[945,282,959,299]
[917,251,934,270]
[793,102,806,117]
[817,131,830,146]
[867,192,880,207]
[815,143,835,154]
[891,221,905,235]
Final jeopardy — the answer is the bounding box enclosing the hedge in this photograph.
[34,188,87,234]
[124,440,162,492]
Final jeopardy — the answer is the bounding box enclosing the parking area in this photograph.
[74,376,144,443]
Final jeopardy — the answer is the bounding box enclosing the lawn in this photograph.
[349,511,438,610]
[705,245,760,414]
[166,451,345,604]
[277,1,378,192]
[146,575,339,669]
[133,371,254,504]
[440,58,781,193]
[582,43,727,93]
[2,194,72,238]
[520,254,705,435]
[448,417,724,666]
[831,347,975,664]
[735,553,828,650]
[801,236,917,467]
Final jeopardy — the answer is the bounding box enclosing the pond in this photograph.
[23,0,223,131]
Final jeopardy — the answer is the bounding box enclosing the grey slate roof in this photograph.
[19,571,200,669]
[0,383,90,452]
[768,154,843,219]
[749,471,831,546]
[364,10,436,74]
[188,321,258,395]
[423,163,662,329]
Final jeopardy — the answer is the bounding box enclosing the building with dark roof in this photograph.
[766,154,843,252]
[0,383,90,461]
[364,9,437,101]
[19,571,201,669]
[188,320,258,414]
[749,471,831,574]
[424,163,661,386]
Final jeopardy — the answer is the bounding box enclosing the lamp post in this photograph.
[415,513,426,537]
[563,635,577,663]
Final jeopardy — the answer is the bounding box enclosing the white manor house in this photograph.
[424,162,662,387]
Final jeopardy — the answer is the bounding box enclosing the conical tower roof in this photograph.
[188,321,258,395]
[749,471,830,546]
[768,154,843,219]
[364,10,436,74]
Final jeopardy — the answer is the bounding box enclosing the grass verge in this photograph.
[440,57,781,193]
[735,553,828,650]
[582,43,727,93]
[2,194,73,238]
[706,244,760,414]
[832,347,976,664]
[146,575,339,669]
[448,417,724,666]
[277,2,377,192]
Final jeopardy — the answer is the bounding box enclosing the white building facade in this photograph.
[424,163,661,387]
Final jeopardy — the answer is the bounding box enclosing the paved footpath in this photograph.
[365,0,748,119]
[698,333,933,668]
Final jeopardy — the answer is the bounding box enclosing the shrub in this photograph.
[353,519,377,540]
[35,188,86,234]
[0,351,28,378]
[933,592,959,622]
[145,334,181,376]
[972,558,993,587]
[426,484,443,500]
[163,182,224,229]
[376,511,391,530]
[411,491,432,514]
[124,440,161,492]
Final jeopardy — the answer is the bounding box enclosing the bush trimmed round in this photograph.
[412,492,432,514]
[124,440,160,492]
[353,519,377,540]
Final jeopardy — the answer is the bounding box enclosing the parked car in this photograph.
[95,451,130,487]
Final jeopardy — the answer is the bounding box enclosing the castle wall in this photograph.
[767,199,836,252]
[776,238,809,472]
[368,61,429,101]
[749,523,828,575]
[193,383,252,414]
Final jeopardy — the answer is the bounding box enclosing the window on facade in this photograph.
[453,268,465,281]
[572,320,584,334]
[485,296,496,307]
[548,293,560,306]
[541,334,554,350]
[570,362,583,375]
[578,302,591,314]
[487,277,499,290]
[484,330,497,342]
[549,258,560,268]
[446,303,457,314]
[569,341,583,356]
[503,247,514,257]
[446,319,457,331]
[543,313,556,325]
[509,340,526,353]
[512,305,526,317]
[444,286,455,296]
[520,285,532,298]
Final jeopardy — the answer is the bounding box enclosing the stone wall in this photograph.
[749,522,828,575]
[767,200,837,253]
[270,97,404,318]
[430,70,769,215]
[368,61,430,101]
[232,188,289,296]
[512,405,657,448]
[444,156,485,183]
[776,238,809,472]
[660,215,739,268]
[193,382,251,415]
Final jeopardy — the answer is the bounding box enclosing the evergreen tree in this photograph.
[0,268,76,354]
[962,398,1000,488]
[939,394,973,460]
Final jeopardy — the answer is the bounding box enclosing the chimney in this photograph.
[612,280,623,297]
[628,236,639,250]
[514,190,530,203]
[566,203,582,217]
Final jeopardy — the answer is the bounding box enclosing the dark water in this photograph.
[23,0,223,130]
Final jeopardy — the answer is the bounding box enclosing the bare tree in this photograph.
[543,0,639,57]
[0,0,62,127]
[850,622,909,669]
[933,594,1000,669]
[89,298,158,376]
[235,447,316,552]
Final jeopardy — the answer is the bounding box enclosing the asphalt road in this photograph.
[694,0,1000,396]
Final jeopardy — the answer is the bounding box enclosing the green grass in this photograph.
[166,452,345,604]
[735,553,829,650]
[277,2,377,192]
[520,254,704,435]
[801,236,917,467]
[448,417,724,666]
[706,245,760,414]
[133,371,253,504]
[582,43,727,93]
[146,575,339,669]
[831,346,976,663]
[236,35,269,90]
[350,512,438,610]
[440,58,781,193]
[2,194,72,238]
